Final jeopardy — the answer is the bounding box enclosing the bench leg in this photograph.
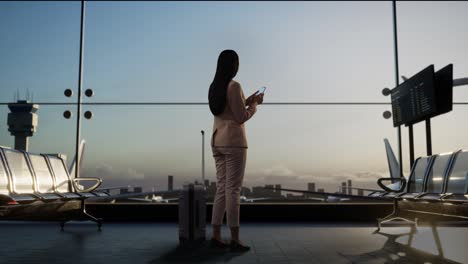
[81,200,102,231]
[377,216,418,231]
[376,200,418,231]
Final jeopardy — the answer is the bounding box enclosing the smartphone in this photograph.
[258,86,267,94]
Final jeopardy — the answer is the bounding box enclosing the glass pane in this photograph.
[81,105,400,198]
[29,155,54,193]
[0,1,81,103]
[447,151,468,194]
[4,150,34,193]
[403,106,468,163]
[0,105,77,161]
[0,104,77,193]
[84,1,394,102]
[398,1,468,101]
[425,153,451,193]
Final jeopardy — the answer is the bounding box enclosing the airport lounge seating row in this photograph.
[0,146,109,229]
[373,149,468,229]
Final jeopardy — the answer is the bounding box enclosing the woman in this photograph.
[208,50,263,251]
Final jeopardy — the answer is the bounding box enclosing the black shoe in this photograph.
[210,238,229,249]
[230,240,250,252]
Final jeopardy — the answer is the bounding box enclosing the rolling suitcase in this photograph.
[178,183,206,244]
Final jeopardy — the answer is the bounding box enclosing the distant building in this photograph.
[341,182,347,194]
[209,181,216,189]
[308,183,316,192]
[347,180,352,195]
[317,188,325,193]
[251,185,275,198]
[7,100,39,152]
[120,188,129,194]
[134,187,142,193]
[358,189,364,196]
[206,181,217,199]
[168,175,174,191]
[204,179,209,187]
[251,186,264,197]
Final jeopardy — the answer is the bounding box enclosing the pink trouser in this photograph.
[211,147,247,228]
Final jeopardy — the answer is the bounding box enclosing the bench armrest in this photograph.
[377,177,406,193]
[72,177,102,193]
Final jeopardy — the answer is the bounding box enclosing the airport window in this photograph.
[425,154,451,193]
[0,1,467,204]
[77,1,396,198]
[29,155,55,193]
[446,151,468,194]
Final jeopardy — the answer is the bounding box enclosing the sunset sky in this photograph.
[1,1,468,192]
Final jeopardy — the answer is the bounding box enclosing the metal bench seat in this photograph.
[378,150,468,230]
[0,146,104,229]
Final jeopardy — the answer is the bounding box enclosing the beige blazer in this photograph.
[211,80,257,148]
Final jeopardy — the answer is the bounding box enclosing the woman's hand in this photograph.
[246,91,259,106]
[254,93,264,105]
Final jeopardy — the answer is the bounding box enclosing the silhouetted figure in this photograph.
[208,50,264,251]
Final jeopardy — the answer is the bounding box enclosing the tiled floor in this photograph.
[0,222,466,264]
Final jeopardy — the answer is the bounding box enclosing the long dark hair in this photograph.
[208,50,239,115]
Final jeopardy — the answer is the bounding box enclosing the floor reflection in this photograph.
[340,225,462,264]
[0,222,467,264]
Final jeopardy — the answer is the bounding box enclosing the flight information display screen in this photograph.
[433,64,453,116]
[391,65,437,127]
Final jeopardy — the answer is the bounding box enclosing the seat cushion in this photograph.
[369,191,386,197]
[76,192,97,198]
[9,194,39,202]
[418,193,444,201]
[92,191,110,197]
[398,193,421,200]
[381,192,402,198]
[60,193,82,199]
[442,194,468,203]
[36,193,62,201]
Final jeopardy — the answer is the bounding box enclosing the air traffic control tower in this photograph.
[7,100,39,152]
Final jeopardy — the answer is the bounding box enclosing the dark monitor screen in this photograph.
[433,64,453,116]
[391,65,437,127]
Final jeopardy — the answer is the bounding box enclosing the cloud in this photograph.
[260,165,295,177]
[82,164,145,180]
[353,171,385,180]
